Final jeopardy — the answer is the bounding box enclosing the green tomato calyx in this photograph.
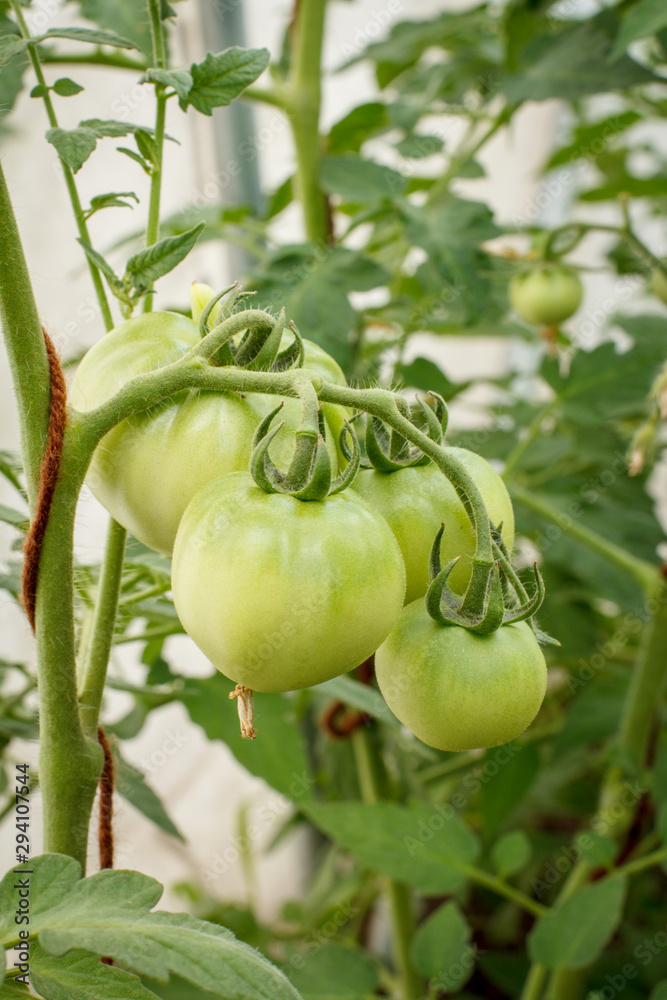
[250,405,360,500]
[364,392,448,472]
[197,283,305,372]
[425,523,545,636]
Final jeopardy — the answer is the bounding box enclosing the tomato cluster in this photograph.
[72,306,547,750]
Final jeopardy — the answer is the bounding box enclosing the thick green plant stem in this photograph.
[508,481,658,594]
[289,0,329,243]
[0,160,51,511]
[143,0,168,312]
[34,431,103,867]
[352,729,423,1000]
[78,518,127,739]
[9,0,113,332]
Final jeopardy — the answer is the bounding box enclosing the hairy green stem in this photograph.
[352,729,423,1000]
[9,0,114,331]
[78,518,127,739]
[508,481,658,594]
[289,0,329,243]
[0,160,51,511]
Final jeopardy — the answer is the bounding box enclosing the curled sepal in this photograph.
[415,392,448,446]
[365,416,416,471]
[273,320,305,372]
[233,309,286,371]
[329,423,361,496]
[250,405,337,501]
[426,556,504,635]
[502,563,546,624]
[198,282,244,367]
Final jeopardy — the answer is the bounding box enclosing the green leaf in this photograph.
[287,942,379,1000]
[80,118,149,138]
[141,68,193,100]
[491,831,532,878]
[182,47,270,115]
[0,855,81,942]
[306,801,479,894]
[574,831,616,868]
[30,946,161,1000]
[183,674,314,803]
[265,175,293,220]
[41,26,139,50]
[480,742,540,833]
[113,746,185,842]
[0,503,27,528]
[394,357,467,401]
[613,0,667,57]
[0,981,30,997]
[41,911,301,1000]
[0,450,23,493]
[320,154,406,203]
[502,16,656,102]
[649,982,667,1000]
[528,877,627,968]
[0,35,28,69]
[410,901,472,990]
[395,134,444,159]
[328,103,389,155]
[545,111,641,171]
[76,239,124,293]
[117,147,153,174]
[125,223,205,291]
[580,173,667,201]
[45,127,98,173]
[87,191,139,217]
[69,0,153,58]
[51,77,84,96]
[315,675,400,729]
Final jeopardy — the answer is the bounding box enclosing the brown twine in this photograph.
[20,329,116,884]
[319,655,374,739]
[97,727,114,870]
[21,327,67,632]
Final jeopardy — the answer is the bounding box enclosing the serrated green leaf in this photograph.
[0,855,81,942]
[394,357,467,401]
[40,911,301,1000]
[491,831,532,878]
[76,239,123,293]
[117,147,153,173]
[320,154,406,202]
[87,191,139,217]
[80,118,146,138]
[410,901,472,989]
[306,801,479,894]
[612,0,667,57]
[0,980,30,997]
[51,77,84,96]
[40,26,139,50]
[287,943,379,1000]
[113,746,185,842]
[74,0,153,58]
[182,47,270,115]
[528,877,626,968]
[501,16,656,102]
[141,68,193,100]
[45,126,97,172]
[30,946,160,1000]
[125,223,204,290]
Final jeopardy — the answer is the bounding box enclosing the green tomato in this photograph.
[375,600,547,751]
[509,266,583,326]
[70,311,349,555]
[353,449,514,603]
[171,473,406,692]
[650,264,667,306]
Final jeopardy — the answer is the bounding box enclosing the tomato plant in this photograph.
[172,472,406,692]
[1,1,667,999]
[509,265,583,326]
[375,602,547,751]
[353,448,514,602]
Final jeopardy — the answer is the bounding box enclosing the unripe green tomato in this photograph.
[509,266,583,326]
[650,265,667,306]
[375,601,547,751]
[172,473,406,692]
[353,450,514,603]
[70,312,349,554]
